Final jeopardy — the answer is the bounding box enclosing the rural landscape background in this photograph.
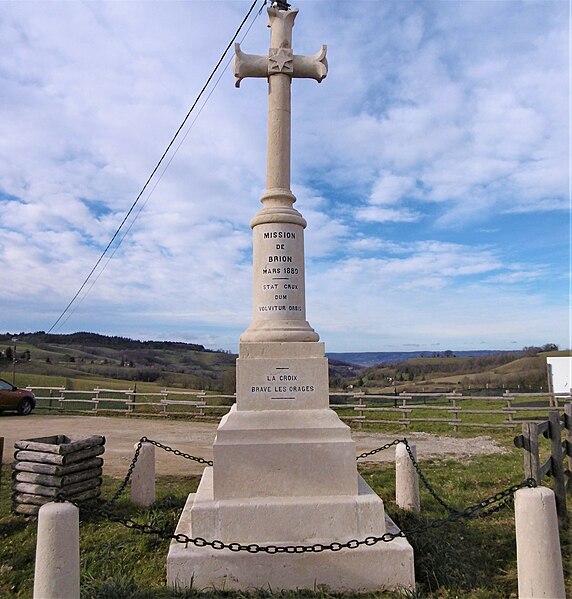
[0,331,565,395]
[1,331,570,598]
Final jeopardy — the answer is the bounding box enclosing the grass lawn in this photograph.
[0,432,570,598]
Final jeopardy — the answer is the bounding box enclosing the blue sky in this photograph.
[0,0,569,353]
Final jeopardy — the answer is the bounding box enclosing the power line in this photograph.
[48,0,265,334]
[52,3,266,332]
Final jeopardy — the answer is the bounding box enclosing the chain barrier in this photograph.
[102,438,144,507]
[356,438,404,460]
[144,437,214,467]
[58,435,536,554]
[402,439,459,515]
[357,437,458,514]
[102,436,213,508]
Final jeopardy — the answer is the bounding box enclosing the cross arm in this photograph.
[293,45,327,83]
[233,44,268,88]
[233,43,328,88]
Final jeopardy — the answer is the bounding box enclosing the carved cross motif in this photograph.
[268,47,293,74]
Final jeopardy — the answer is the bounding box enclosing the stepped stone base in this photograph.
[167,490,415,592]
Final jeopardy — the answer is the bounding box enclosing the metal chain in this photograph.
[76,435,536,554]
[355,439,537,518]
[144,438,213,467]
[63,476,534,554]
[356,437,458,514]
[356,438,403,460]
[459,478,536,519]
[401,439,459,515]
[103,438,145,507]
[72,498,406,552]
[102,436,214,507]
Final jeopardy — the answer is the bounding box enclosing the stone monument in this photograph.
[167,3,415,591]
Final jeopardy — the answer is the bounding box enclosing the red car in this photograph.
[0,378,36,415]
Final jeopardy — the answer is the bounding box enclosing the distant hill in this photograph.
[0,331,206,352]
[335,348,569,393]
[0,331,235,391]
[2,332,563,394]
[326,350,519,368]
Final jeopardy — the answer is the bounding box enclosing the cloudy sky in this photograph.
[1,0,569,352]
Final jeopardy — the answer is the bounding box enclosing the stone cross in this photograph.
[166,7,416,590]
[234,6,326,192]
[234,5,327,343]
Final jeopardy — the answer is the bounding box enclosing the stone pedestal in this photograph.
[167,342,415,591]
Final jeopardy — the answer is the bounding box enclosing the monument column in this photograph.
[236,5,325,343]
[167,4,414,591]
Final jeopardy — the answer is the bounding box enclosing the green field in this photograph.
[1,425,570,598]
[1,336,570,596]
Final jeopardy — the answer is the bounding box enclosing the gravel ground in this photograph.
[0,414,506,479]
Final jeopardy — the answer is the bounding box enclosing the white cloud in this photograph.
[356,206,420,224]
[369,172,417,206]
[307,241,564,351]
[0,1,567,352]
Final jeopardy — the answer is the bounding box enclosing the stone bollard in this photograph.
[515,486,566,599]
[395,442,420,512]
[33,501,80,599]
[131,442,155,507]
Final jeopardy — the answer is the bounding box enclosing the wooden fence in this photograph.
[28,387,224,418]
[26,386,572,430]
[341,390,572,430]
[513,405,572,527]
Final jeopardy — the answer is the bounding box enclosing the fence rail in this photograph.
[342,391,571,430]
[28,387,228,418]
[25,386,572,430]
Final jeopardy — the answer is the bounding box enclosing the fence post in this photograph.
[358,392,364,429]
[127,388,134,414]
[0,437,3,488]
[131,442,156,507]
[401,396,409,430]
[514,486,566,599]
[451,398,459,433]
[33,501,80,599]
[546,362,555,406]
[565,403,572,489]
[548,411,568,527]
[162,389,168,418]
[395,442,420,512]
[522,422,540,482]
[505,395,514,428]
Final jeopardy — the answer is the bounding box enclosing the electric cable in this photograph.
[48,0,265,333]
[53,2,266,331]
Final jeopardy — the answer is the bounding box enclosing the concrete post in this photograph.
[131,442,155,507]
[33,501,80,599]
[395,442,420,512]
[515,487,566,599]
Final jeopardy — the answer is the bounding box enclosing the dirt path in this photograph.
[0,415,506,479]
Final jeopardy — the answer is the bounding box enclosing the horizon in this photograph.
[1,1,569,353]
[3,330,565,357]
